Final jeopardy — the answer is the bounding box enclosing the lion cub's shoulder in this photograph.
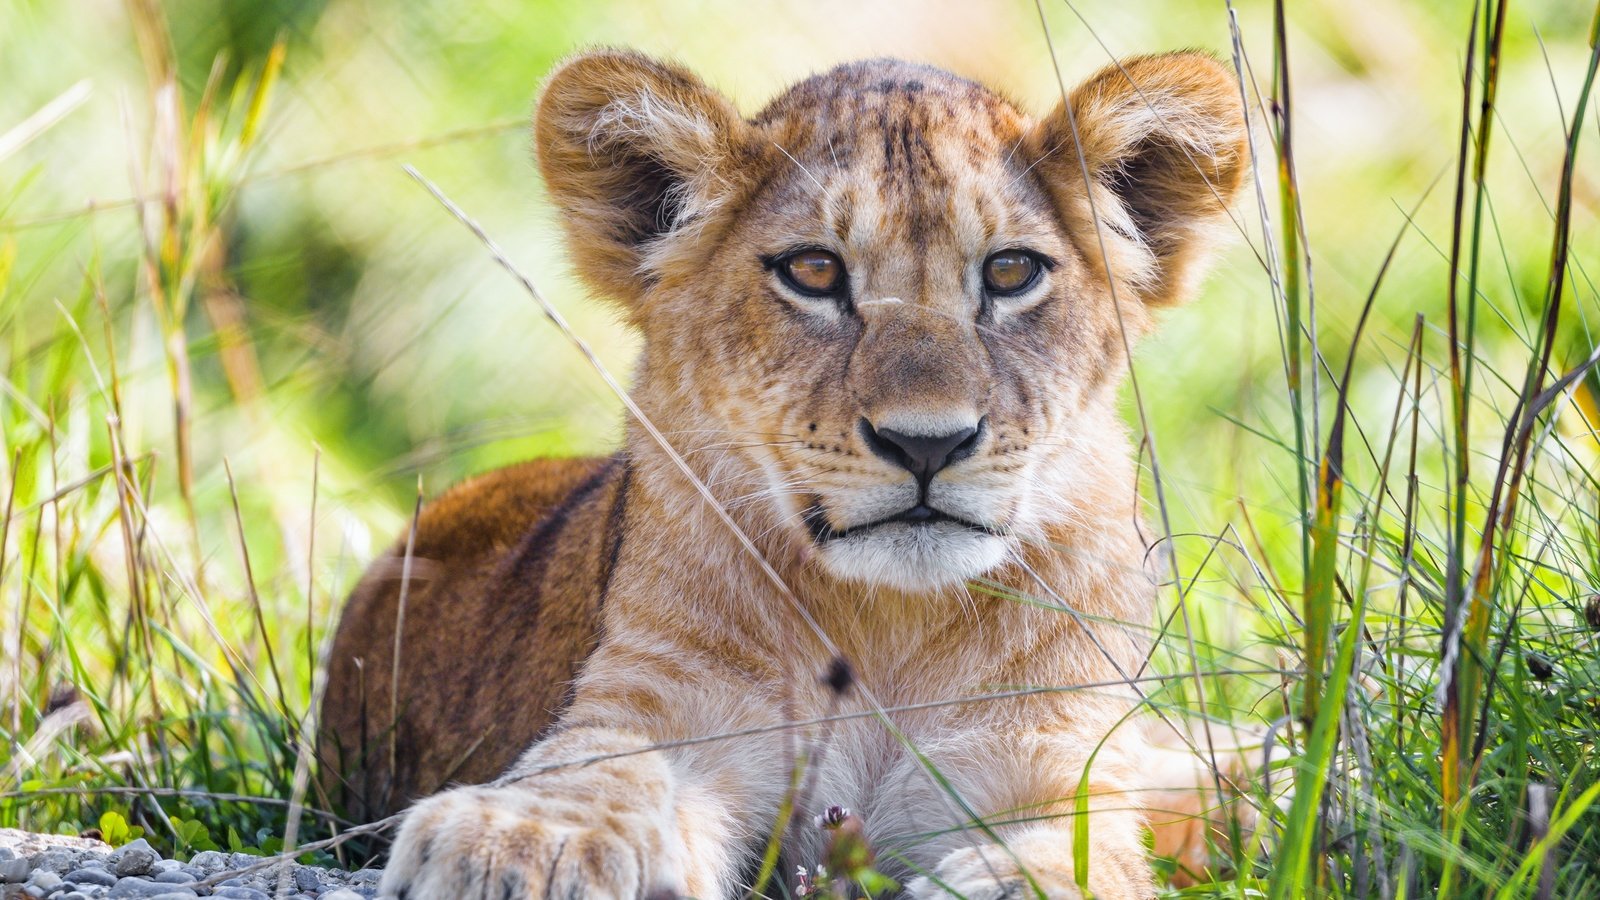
[415,456,615,558]
[320,455,628,818]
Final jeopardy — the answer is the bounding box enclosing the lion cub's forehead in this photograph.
[755,59,1025,150]
[749,60,1055,264]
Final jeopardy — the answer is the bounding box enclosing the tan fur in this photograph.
[321,49,1252,899]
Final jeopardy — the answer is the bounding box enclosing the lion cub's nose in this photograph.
[859,417,984,482]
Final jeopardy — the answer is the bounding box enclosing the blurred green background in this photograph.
[3,0,1595,571]
[3,0,1600,881]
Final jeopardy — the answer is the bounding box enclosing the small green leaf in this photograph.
[99,811,130,847]
[855,868,899,897]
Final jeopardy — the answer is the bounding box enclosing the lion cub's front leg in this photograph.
[380,727,733,899]
[910,826,1154,900]
[906,728,1158,900]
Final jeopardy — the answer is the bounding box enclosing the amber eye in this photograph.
[982,250,1042,295]
[775,249,846,296]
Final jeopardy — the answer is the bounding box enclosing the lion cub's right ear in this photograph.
[535,50,756,305]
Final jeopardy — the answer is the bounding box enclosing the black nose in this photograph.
[860,418,984,482]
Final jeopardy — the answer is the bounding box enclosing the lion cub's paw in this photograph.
[378,784,679,899]
[906,845,1084,900]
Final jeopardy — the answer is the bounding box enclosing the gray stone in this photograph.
[142,895,205,900]
[149,873,192,887]
[210,889,268,900]
[108,841,152,861]
[225,856,257,874]
[318,891,363,900]
[27,872,62,892]
[1,857,32,883]
[107,879,194,898]
[184,854,226,875]
[113,850,156,878]
[0,848,14,862]
[346,870,380,886]
[147,863,178,877]
[33,851,76,876]
[58,893,92,900]
[64,869,117,887]
[291,869,318,894]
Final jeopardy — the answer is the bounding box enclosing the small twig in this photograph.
[386,477,424,812]
[224,458,290,721]
[195,816,402,889]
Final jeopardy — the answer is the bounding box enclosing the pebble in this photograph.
[113,849,157,878]
[211,888,270,900]
[32,851,76,876]
[0,830,392,900]
[64,869,117,887]
[185,853,227,874]
[1,857,32,883]
[107,879,194,898]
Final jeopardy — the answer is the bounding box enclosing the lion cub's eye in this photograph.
[775,249,846,297]
[982,251,1042,295]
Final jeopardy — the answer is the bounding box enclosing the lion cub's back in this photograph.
[318,455,629,821]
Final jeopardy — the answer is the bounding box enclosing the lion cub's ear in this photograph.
[535,50,754,304]
[1030,52,1248,307]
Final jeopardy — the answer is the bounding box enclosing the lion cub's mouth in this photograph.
[801,502,1002,544]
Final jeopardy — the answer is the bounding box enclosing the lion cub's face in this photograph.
[537,52,1246,592]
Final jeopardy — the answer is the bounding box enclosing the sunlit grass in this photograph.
[4,0,1600,897]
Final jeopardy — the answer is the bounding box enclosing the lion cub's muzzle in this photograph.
[803,413,1002,540]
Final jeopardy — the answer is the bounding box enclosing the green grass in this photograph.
[5,0,1600,896]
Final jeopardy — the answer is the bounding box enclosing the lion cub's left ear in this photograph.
[535,50,756,305]
[1029,52,1248,307]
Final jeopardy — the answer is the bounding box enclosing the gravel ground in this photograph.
[0,830,383,900]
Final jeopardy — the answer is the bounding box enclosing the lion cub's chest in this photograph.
[779,699,991,877]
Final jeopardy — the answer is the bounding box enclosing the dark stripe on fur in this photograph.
[594,459,632,612]
[502,456,621,591]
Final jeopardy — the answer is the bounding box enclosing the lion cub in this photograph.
[320,49,1250,899]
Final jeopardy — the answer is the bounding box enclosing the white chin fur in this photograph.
[817,522,1008,592]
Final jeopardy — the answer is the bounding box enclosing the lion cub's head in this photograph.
[534,51,1246,592]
